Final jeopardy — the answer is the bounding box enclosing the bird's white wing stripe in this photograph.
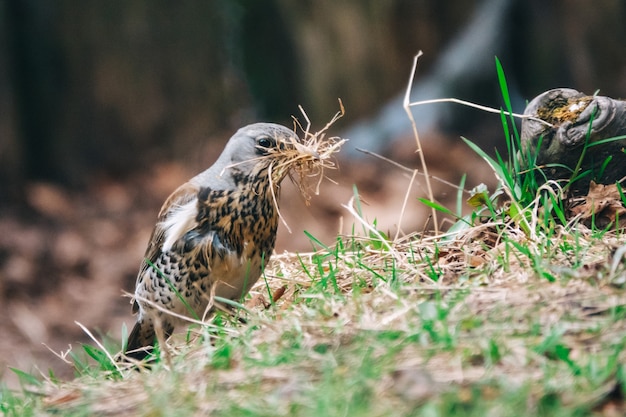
[161,199,198,252]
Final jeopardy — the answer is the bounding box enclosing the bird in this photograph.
[124,123,317,360]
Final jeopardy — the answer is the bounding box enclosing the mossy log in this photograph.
[520,88,626,195]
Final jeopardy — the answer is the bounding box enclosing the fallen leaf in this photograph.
[569,181,626,228]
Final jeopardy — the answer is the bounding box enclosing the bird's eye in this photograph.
[257,137,274,150]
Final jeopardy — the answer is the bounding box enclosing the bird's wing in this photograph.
[132,182,199,313]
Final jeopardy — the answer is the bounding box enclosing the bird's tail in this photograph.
[124,319,156,361]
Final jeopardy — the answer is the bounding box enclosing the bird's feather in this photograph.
[132,182,199,313]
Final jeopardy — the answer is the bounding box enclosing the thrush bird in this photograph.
[125,123,316,360]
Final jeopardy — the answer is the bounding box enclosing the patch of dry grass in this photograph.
[24,215,626,416]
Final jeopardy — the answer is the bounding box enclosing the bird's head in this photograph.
[220,123,320,185]
[202,119,345,207]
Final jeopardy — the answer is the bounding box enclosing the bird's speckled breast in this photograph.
[191,169,280,295]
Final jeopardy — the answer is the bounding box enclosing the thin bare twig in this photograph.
[355,147,467,192]
[407,97,554,128]
[394,169,418,242]
[403,51,438,233]
[127,292,240,333]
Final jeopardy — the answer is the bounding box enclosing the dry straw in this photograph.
[268,100,348,232]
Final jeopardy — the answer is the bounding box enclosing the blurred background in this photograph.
[1,0,625,387]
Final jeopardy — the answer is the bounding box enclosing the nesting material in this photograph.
[274,102,347,205]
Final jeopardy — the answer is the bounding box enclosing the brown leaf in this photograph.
[569,181,626,228]
[271,285,288,303]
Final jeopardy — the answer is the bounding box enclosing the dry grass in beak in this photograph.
[289,100,348,204]
[265,100,347,233]
[266,100,347,207]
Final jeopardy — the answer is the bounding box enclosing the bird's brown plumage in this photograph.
[125,123,309,360]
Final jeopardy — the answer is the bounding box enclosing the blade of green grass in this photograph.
[145,259,200,321]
